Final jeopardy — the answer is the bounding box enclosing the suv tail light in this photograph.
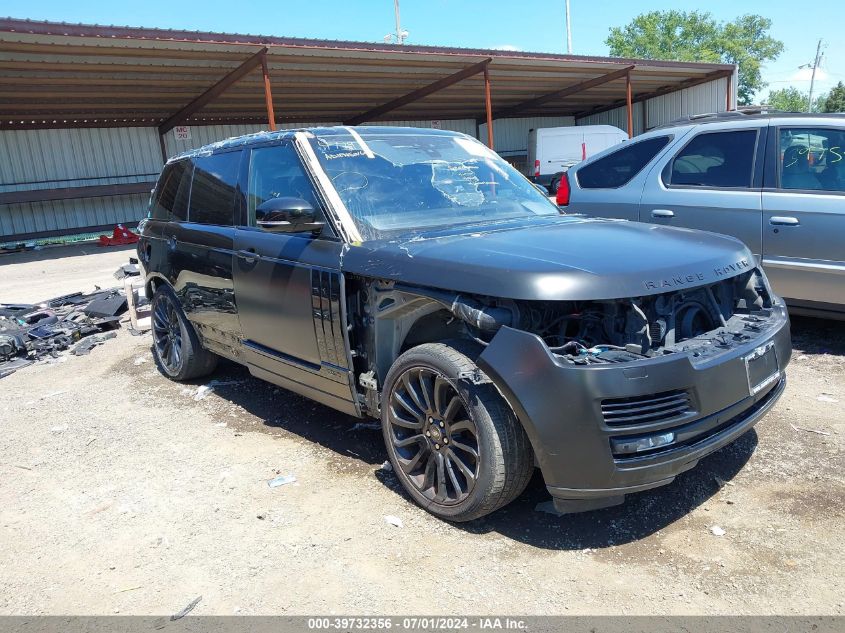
[534,159,540,178]
[556,173,570,206]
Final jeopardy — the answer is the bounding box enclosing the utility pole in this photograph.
[385,0,408,45]
[807,39,823,112]
[564,0,573,54]
[394,0,402,43]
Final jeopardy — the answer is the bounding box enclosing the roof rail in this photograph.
[653,108,845,131]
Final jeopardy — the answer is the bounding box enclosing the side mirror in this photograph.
[532,183,551,196]
[255,197,324,233]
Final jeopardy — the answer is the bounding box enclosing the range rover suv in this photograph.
[560,112,845,320]
[138,127,791,521]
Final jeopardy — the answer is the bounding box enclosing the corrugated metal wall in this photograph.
[577,102,645,136]
[576,78,731,134]
[0,127,161,239]
[645,80,728,129]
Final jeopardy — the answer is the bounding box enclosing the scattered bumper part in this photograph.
[0,279,133,377]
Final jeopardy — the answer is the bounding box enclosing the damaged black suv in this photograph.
[138,127,791,521]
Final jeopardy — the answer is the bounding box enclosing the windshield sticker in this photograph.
[324,150,367,160]
[430,161,484,207]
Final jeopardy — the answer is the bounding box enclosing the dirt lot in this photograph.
[1,244,843,616]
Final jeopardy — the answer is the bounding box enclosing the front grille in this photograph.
[601,389,694,427]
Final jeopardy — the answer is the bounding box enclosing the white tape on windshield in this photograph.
[343,126,375,159]
[294,131,363,244]
[455,136,497,158]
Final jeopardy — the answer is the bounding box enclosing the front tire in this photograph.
[151,285,218,382]
[381,342,534,522]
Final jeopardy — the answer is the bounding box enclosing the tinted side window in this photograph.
[151,159,191,221]
[577,136,670,189]
[779,127,845,192]
[188,151,242,225]
[667,130,757,188]
[247,144,320,224]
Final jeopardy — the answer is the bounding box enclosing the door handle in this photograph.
[237,249,257,263]
[651,209,675,218]
[769,216,799,226]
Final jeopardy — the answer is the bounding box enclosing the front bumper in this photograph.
[477,305,791,512]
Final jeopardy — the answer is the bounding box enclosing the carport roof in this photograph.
[0,17,735,130]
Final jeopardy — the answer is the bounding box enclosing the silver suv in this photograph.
[561,113,845,320]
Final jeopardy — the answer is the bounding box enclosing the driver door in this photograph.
[233,141,358,415]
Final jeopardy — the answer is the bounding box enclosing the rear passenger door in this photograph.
[639,124,765,256]
[761,125,845,311]
[169,149,244,357]
[569,135,673,220]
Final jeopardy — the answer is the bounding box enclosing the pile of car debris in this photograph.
[0,261,146,379]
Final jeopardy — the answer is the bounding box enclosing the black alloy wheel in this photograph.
[150,285,218,381]
[153,295,183,374]
[386,366,480,505]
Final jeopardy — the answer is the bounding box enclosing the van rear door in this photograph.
[541,128,582,176]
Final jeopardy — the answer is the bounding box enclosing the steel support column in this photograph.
[260,51,276,131]
[483,66,494,149]
[626,70,633,138]
[726,75,732,111]
[158,133,168,163]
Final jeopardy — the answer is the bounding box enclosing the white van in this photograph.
[528,125,627,192]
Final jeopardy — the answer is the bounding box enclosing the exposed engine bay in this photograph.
[448,268,777,365]
[352,268,778,393]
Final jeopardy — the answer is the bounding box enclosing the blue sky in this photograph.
[11,0,844,100]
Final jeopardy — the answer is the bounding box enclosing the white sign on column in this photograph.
[174,125,191,140]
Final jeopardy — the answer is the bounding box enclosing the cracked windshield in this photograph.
[308,129,559,240]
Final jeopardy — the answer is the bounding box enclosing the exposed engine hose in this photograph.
[449,295,514,332]
[392,284,515,333]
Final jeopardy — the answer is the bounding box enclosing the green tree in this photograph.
[606,11,784,105]
[767,87,828,113]
[767,87,810,112]
[820,82,845,113]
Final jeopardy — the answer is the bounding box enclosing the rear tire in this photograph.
[549,178,560,195]
[151,285,218,382]
[381,341,534,522]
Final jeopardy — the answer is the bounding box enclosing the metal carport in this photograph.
[0,18,736,241]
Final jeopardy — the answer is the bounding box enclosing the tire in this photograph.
[381,341,534,522]
[549,177,560,195]
[151,285,218,382]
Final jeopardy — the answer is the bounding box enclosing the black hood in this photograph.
[340,217,755,301]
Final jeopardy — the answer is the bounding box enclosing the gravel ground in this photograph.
[0,244,843,615]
